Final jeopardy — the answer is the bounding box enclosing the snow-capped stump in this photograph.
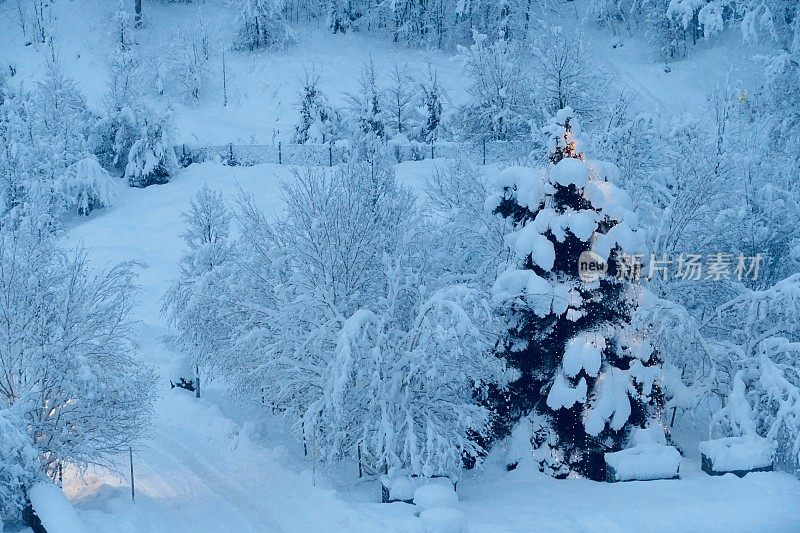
[699,436,775,477]
[413,480,458,511]
[604,442,681,482]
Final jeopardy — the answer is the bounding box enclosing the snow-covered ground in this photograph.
[60,161,800,532]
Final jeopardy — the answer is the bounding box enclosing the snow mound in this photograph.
[420,507,468,533]
[28,482,89,533]
[549,158,589,188]
[605,443,681,482]
[699,436,775,472]
[414,481,458,511]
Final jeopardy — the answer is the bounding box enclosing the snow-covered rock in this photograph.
[699,436,775,474]
[420,507,468,533]
[605,443,681,482]
[414,481,458,511]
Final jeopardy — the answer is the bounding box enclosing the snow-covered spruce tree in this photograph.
[125,107,178,187]
[163,185,233,373]
[293,71,341,144]
[418,67,446,143]
[234,0,296,51]
[489,109,663,480]
[0,224,153,520]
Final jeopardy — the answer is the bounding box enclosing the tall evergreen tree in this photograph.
[489,108,664,480]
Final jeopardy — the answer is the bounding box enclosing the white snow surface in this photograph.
[699,436,776,472]
[413,482,458,511]
[604,443,682,482]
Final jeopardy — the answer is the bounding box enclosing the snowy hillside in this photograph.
[2,0,800,532]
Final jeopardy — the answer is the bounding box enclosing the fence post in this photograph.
[431,143,435,159]
[278,141,282,165]
[195,365,200,399]
[228,142,234,166]
[483,138,487,165]
[329,140,333,167]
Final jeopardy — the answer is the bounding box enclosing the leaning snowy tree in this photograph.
[489,108,664,480]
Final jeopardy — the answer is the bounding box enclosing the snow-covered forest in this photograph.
[1,0,800,531]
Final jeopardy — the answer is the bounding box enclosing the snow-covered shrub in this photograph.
[125,108,178,187]
[0,226,154,511]
[293,71,341,144]
[233,0,296,51]
[162,13,214,103]
[64,157,116,216]
[0,408,39,523]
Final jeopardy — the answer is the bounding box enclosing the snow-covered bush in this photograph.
[293,71,341,144]
[233,0,296,51]
[0,408,39,523]
[162,14,214,103]
[64,157,116,216]
[125,108,178,187]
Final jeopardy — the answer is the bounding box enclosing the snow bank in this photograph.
[605,443,681,482]
[28,482,89,533]
[414,481,458,511]
[420,507,468,533]
[699,436,775,472]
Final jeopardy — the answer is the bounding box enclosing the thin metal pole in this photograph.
[129,447,135,503]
